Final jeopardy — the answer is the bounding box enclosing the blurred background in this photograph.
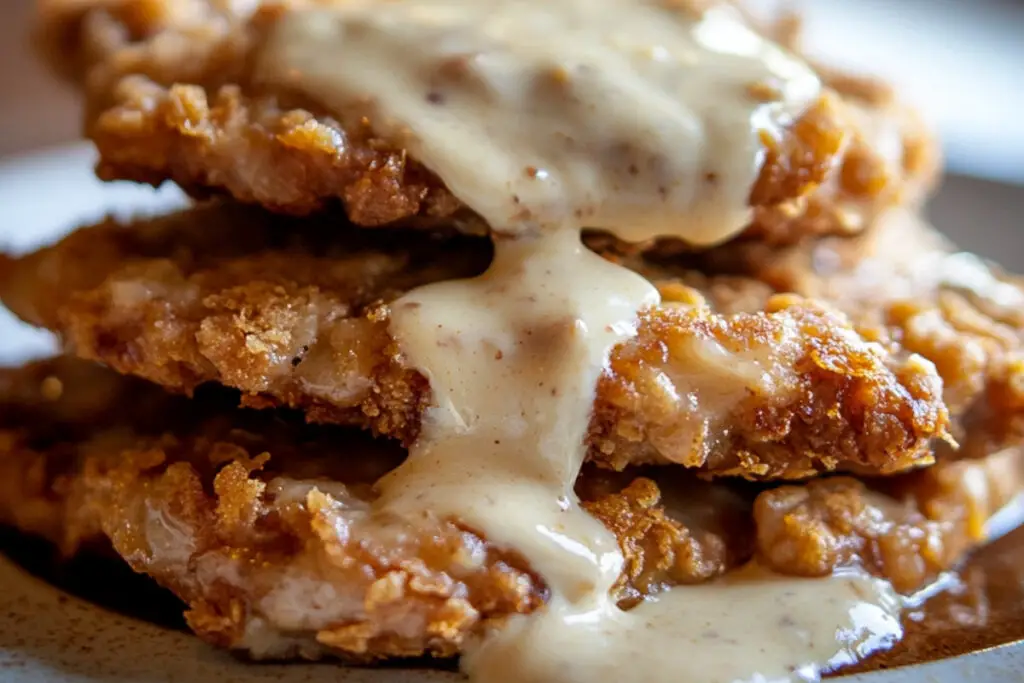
[0,0,78,155]
[0,0,1021,255]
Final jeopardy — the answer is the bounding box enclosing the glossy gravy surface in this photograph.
[263,2,910,682]
[264,0,820,245]
[841,523,1024,674]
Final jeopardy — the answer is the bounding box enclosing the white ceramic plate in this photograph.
[0,145,1023,683]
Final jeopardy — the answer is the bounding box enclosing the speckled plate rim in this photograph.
[0,144,1023,683]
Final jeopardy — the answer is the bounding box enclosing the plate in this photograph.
[0,144,1023,682]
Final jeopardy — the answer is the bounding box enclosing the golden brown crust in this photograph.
[91,79,470,226]
[37,0,937,244]
[593,294,947,478]
[582,476,752,608]
[0,357,1013,662]
[0,204,949,480]
[679,209,1024,461]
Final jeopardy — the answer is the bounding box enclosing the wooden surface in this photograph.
[0,0,80,158]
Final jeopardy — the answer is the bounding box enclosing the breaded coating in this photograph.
[0,358,1013,662]
[0,204,949,480]
[36,0,937,244]
[678,209,1024,460]
[580,474,754,608]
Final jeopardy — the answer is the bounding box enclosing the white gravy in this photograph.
[263,2,905,682]
[263,0,820,246]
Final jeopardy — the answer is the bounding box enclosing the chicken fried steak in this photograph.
[36,0,936,244]
[0,357,1017,661]
[0,204,949,481]
[12,1,1022,679]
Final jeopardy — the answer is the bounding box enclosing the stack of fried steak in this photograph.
[1,0,1023,677]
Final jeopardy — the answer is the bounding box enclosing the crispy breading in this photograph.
[580,474,753,608]
[0,204,949,480]
[36,0,937,244]
[675,209,1024,460]
[0,358,1014,661]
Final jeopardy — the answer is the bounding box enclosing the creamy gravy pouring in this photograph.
[263,2,906,681]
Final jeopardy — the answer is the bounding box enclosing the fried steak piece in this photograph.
[0,357,548,660]
[674,209,1024,460]
[0,204,948,480]
[0,358,1016,660]
[35,0,936,244]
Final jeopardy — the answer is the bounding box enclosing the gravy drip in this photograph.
[382,225,902,683]
[264,0,820,246]
[264,2,904,682]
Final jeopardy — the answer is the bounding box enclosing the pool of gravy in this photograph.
[841,523,1024,674]
[5,521,1024,675]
